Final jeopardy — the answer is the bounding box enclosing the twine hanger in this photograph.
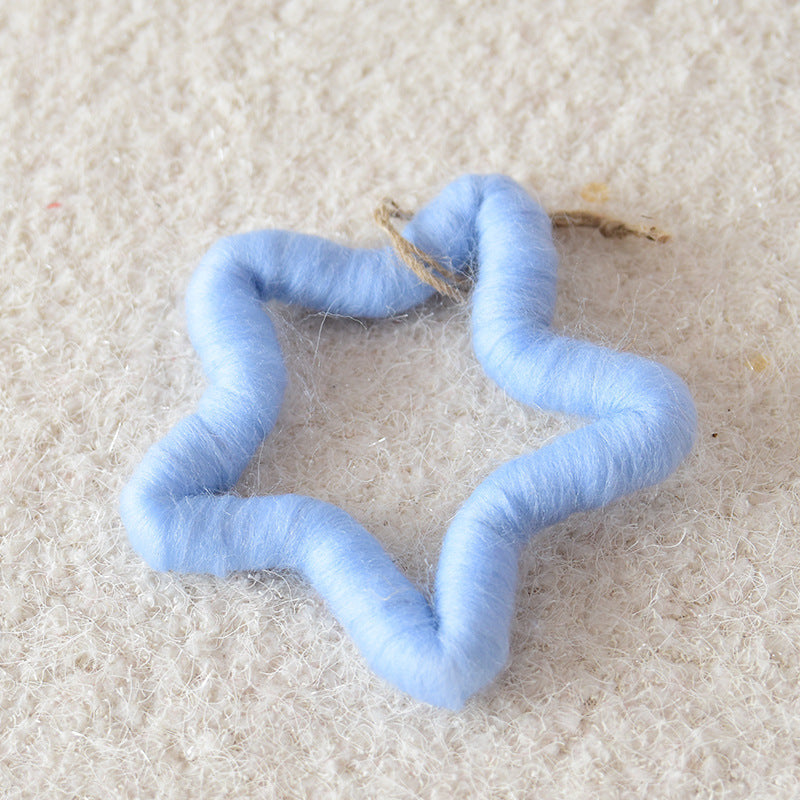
[375,198,671,302]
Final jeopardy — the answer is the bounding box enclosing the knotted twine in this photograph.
[375,199,671,301]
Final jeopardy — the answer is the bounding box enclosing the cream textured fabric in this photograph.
[2,1,797,797]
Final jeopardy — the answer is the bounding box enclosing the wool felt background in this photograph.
[1,0,797,797]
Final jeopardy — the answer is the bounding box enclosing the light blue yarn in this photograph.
[120,175,696,710]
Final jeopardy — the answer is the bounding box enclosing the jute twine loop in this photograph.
[374,199,472,302]
[376,198,670,302]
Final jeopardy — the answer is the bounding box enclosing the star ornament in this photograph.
[120,175,696,710]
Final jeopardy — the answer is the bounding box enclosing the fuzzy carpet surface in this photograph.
[2,1,799,797]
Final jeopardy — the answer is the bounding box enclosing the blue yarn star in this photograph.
[120,175,695,709]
